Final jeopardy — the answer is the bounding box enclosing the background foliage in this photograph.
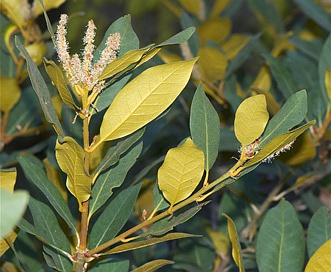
[1,0,331,271]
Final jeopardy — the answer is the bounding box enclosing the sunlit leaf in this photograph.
[0,230,18,257]
[234,94,269,146]
[55,137,91,210]
[89,183,142,248]
[131,259,174,272]
[158,138,204,212]
[98,58,197,145]
[198,47,227,81]
[190,84,220,171]
[44,59,78,111]
[256,199,305,272]
[222,213,245,272]
[15,37,64,136]
[105,233,198,254]
[307,207,331,258]
[305,239,331,272]
[0,78,21,112]
[0,189,28,238]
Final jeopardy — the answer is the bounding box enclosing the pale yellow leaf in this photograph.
[98,58,197,145]
[158,138,204,212]
[234,94,269,146]
[1,261,19,272]
[178,0,200,16]
[222,213,245,272]
[55,137,91,210]
[0,78,21,113]
[251,66,272,91]
[0,0,26,27]
[158,51,183,64]
[25,42,47,66]
[197,18,231,46]
[206,227,230,256]
[0,230,18,257]
[0,169,17,191]
[198,47,227,82]
[250,88,280,116]
[222,35,251,61]
[305,239,331,272]
[210,0,232,18]
[132,259,174,272]
[325,69,331,102]
[31,0,66,18]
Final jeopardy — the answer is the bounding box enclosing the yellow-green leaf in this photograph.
[0,78,21,113]
[305,239,331,272]
[251,66,272,91]
[0,230,18,257]
[222,35,251,61]
[55,137,91,210]
[25,42,47,66]
[0,0,25,27]
[31,0,66,18]
[178,0,200,16]
[198,47,227,82]
[0,169,16,191]
[132,259,174,272]
[98,58,197,146]
[44,59,78,111]
[206,227,230,256]
[197,18,231,46]
[234,94,269,146]
[222,213,245,272]
[325,69,331,102]
[158,138,204,212]
[210,0,232,18]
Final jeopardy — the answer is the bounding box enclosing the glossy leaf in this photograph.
[0,189,29,238]
[158,138,204,211]
[89,183,142,248]
[89,140,143,218]
[98,58,197,145]
[256,199,305,272]
[44,59,78,111]
[234,94,269,146]
[305,239,331,272]
[106,233,197,255]
[15,37,64,136]
[55,137,91,210]
[131,259,174,272]
[307,207,331,258]
[222,213,245,272]
[260,90,307,148]
[0,77,21,112]
[18,155,76,233]
[190,84,220,171]
[245,121,315,168]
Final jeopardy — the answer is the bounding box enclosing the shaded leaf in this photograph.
[55,137,91,211]
[89,140,143,218]
[18,155,76,233]
[307,207,331,258]
[198,47,227,81]
[44,59,78,111]
[98,58,197,145]
[325,69,331,102]
[222,213,245,272]
[105,233,198,255]
[0,77,21,112]
[234,94,269,146]
[260,90,307,148]
[15,37,64,136]
[158,138,204,212]
[197,18,231,46]
[190,84,220,171]
[131,259,174,272]
[89,183,142,248]
[256,199,305,272]
[318,34,331,105]
[305,239,331,272]
[89,258,129,272]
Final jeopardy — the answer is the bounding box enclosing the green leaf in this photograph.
[307,207,331,258]
[55,137,91,211]
[289,36,322,61]
[158,27,195,47]
[222,213,245,272]
[234,94,269,146]
[190,84,220,171]
[305,239,331,272]
[260,90,307,148]
[158,138,204,212]
[89,258,129,272]
[256,199,305,272]
[152,182,169,214]
[0,189,29,238]
[28,197,72,272]
[15,37,64,137]
[89,140,143,218]
[318,34,331,106]
[89,183,142,248]
[44,59,78,111]
[131,259,174,272]
[245,121,315,168]
[264,54,298,99]
[106,233,197,255]
[293,0,331,31]
[18,155,77,236]
[98,58,197,145]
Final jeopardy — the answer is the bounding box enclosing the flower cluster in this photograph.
[262,140,295,163]
[55,14,121,94]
